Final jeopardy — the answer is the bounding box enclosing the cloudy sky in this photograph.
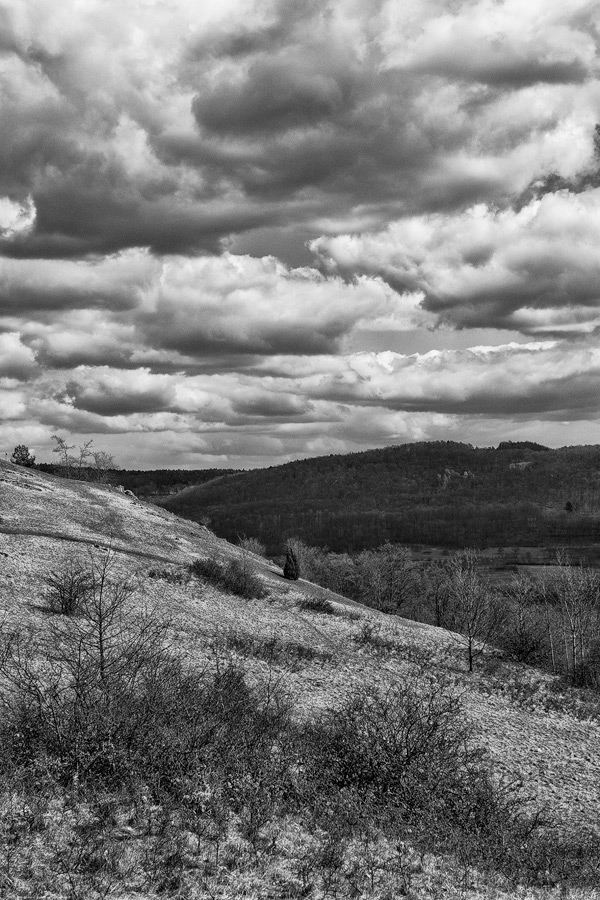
[2,0,600,469]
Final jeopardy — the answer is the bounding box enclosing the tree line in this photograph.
[11,440,234,497]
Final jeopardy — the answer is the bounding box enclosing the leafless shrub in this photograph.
[44,557,92,615]
[237,536,266,557]
[189,555,266,599]
[353,621,397,653]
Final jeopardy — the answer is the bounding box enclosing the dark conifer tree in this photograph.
[283,543,300,580]
[10,445,36,467]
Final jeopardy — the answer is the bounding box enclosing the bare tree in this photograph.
[424,559,453,627]
[51,435,117,482]
[447,550,503,672]
[356,544,418,613]
[91,449,118,483]
[551,552,600,681]
[537,566,559,673]
[51,434,76,473]
[237,535,266,557]
[74,439,94,480]
[501,572,544,663]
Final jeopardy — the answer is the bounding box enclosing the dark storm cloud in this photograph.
[0,188,285,258]
[185,5,444,210]
[1,0,596,259]
[64,371,176,417]
[192,52,351,137]
[231,392,313,418]
[0,279,134,314]
[418,57,589,88]
[0,255,153,315]
[142,317,346,357]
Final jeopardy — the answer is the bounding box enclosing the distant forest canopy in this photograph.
[35,464,236,498]
[157,441,600,554]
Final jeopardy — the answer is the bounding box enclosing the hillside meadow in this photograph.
[1,460,600,898]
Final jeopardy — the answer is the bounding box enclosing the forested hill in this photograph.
[159,441,600,554]
[36,464,236,500]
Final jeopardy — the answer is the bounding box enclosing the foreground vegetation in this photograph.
[1,552,600,898]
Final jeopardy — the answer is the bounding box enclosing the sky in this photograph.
[2,0,600,469]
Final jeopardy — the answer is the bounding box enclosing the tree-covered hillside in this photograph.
[36,464,236,499]
[160,441,600,553]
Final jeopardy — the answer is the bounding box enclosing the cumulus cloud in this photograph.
[312,191,600,335]
[1,0,600,465]
[304,342,600,417]
[139,253,430,359]
[0,196,35,237]
[383,0,597,87]
[0,0,596,259]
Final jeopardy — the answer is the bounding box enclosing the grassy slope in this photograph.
[2,459,600,898]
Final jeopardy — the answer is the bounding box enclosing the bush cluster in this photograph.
[43,557,92,614]
[189,555,265,599]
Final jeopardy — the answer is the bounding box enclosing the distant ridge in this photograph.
[160,441,600,554]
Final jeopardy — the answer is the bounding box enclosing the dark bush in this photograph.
[3,552,600,894]
[189,555,265,599]
[221,558,266,599]
[189,557,223,583]
[44,557,92,614]
[0,609,287,798]
[294,679,548,879]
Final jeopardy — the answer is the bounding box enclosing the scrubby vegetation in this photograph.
[282,538,600,684]
[189,554,266,599]
[5,457,600,897]
[43,555,93,615]
[2,553,599,898]
[297,596,337,615]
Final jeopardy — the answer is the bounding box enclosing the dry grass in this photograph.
[2,459,600,897]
